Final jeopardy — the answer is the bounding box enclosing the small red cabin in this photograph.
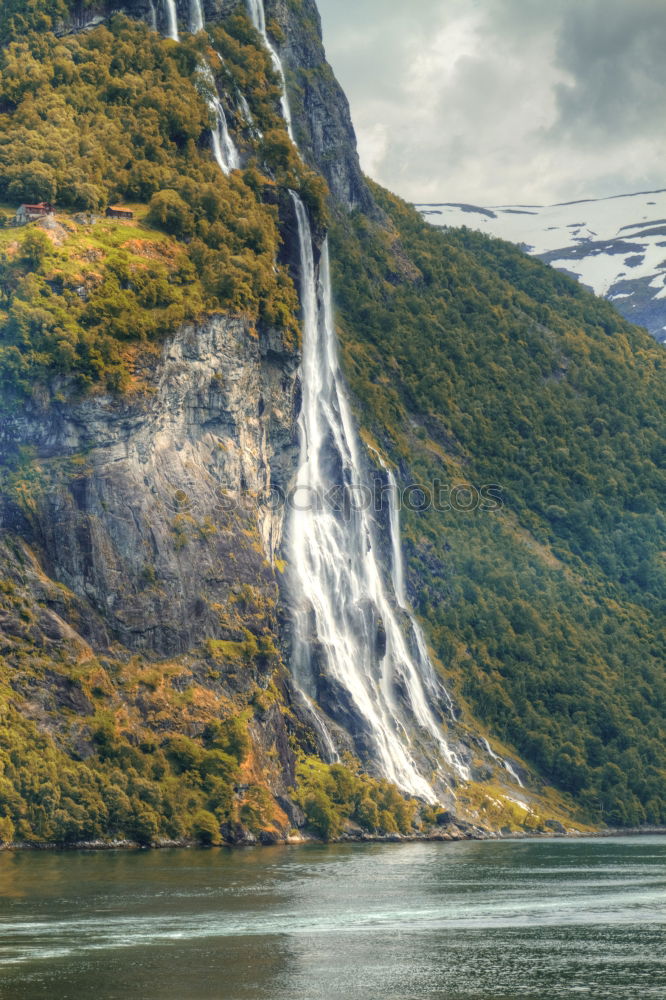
[106,206,134,220]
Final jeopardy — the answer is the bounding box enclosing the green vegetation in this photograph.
[294,755,419,840]
[1,0,664,840]
[330,184,666,827]
[0,10,328,397]
[0,673,256,846]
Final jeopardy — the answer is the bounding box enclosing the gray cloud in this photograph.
[553,0,666,144]
[316,0,666,204]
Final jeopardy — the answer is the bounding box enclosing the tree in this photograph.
[147,189,195,239]
[192,809,221,846]
[21,229,51,269]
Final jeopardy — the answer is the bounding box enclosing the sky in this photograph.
[316,0,666,206]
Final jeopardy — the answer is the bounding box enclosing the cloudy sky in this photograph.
[316,0,666,206]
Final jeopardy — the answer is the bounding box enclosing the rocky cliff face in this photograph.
[262,0,375,214]
[1,314,299,657]
[0,307,312,842]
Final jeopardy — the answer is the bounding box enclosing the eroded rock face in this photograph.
[1,315,300,657]
[264,0,375,214]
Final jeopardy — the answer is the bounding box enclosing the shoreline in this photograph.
[2,826,665,854]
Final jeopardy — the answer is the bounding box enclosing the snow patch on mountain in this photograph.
[417,190,666,344]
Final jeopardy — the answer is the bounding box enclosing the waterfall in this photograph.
[287,195,470,799]
[245,0,294,140]
[387,469,407,606]
[239,0,468,800]
[163,0,179,40]
[482,737,525,788]
[196,62,240,175]
[189,0,204,33]
[148,0,158,31]
[158,0,240,176]
[375,457,456,723]
[147,0,519,803]
[210,99,240,175]
[208,93,240,175]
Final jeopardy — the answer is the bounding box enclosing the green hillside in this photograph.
[331,185,666,826]
[0,2,664,843]
[0,11,325,397]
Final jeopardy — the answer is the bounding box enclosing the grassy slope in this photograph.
[330,184,666,827]
[0,10,331,398]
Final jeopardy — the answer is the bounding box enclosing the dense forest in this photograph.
[331,187,666,827]
[0,9,327,396]
[0,0,664,843]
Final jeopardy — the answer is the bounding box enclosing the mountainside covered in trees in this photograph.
[418,191,666,344]
[0,0,664,847]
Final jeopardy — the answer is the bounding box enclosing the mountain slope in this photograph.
[418,191,666,343]
[0,0,664,845]
[330,184,666,827]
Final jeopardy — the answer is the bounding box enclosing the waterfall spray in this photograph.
[189,0,204,34]
[163,0,179,40]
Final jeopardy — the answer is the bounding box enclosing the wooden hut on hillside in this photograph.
[15,203,54,225]
[106,206,134,220]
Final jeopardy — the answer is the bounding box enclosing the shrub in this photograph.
[192,809,221,846]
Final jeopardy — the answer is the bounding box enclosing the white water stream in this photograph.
[196,62,240,176]
[288,198,470,798]
[159,0,240,175]
[163,0,179,40]
[155,0,518,802]
[245,0,294,139]
[189,0,204,34]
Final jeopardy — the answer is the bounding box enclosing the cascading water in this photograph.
[288,197,470,799]
[245,0,294,140]
[158,1,240,176]
[163,0,179,40]
[374,455,456,723]
[481,737,524,788]
[240,0,470,800]
[189,0,204,34]
[197,63,240,175]
[239,93,262,139]
[211,100,240,175]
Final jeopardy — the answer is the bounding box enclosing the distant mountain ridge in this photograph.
[417,190,666,343]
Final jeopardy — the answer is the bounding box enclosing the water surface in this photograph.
[1,837,664,999]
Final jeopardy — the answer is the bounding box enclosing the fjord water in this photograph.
[1,838,664,999]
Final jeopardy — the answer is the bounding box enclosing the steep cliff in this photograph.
[1,0,664,847]
[261,0,375,213]
[1,1,541,845]
[15,0,373,214]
